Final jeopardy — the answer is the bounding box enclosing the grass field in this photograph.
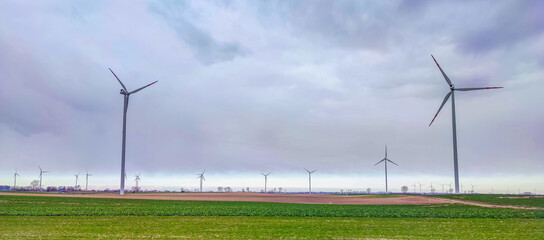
[1,216,543,239]
[1,194,543,239]
[434,194,544,208]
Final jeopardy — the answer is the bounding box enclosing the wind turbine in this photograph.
[261,172,271,193]
[38,166,48,191]
[85,169,92,191]
[418,182,424,193]
[411,183,417,194]
[13,169,20,190]
[428,55,502,194]
[74,172,80,190]
[429,182,435,194]
[440,184,446,193]
[304,168,317,194]
[374,145,398,193]
[135,173,141,191]
[109,68,158,195]
[471,184,476,194]
[197,170,206,192]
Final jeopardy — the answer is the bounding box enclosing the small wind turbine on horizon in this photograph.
[418,182,424,193]
[428,55,502,194]
[109,68,158,195]
[304,168,317,194]
[374,145,398,193]
[13,169,20,190]
[197,170,206,192]
[261,172,271,193]
[412,183,417,194]
[471,184,476,194]
[85,169,92,191]
[74,172,80,190]
[38,166,48,191]
[135,173,141,191]
[440,183,446,193]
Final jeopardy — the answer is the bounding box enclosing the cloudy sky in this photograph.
[1,0,543,193]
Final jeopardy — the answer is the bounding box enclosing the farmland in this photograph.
[433,194,544,208]
[0,194,543,239]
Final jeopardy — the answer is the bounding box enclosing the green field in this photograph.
[1,194,543,239]
[434,194,544,208]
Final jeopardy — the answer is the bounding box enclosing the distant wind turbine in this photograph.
[471,184,476,194]
[418,183,424,193]
[261,172,271,193]
[109,68,158,195]
[412,183,417,194]
[135,172,141,190]
[440,184,446,193]
[13,169,20,190]
[38,166,48,191]
[428,55,502,194]
[374,145,398,193]
[197,170,206,192]
[304,168,317,194]
[85,169,92,191]
[74,172,80,190]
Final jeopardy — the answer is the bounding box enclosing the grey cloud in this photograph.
[149,1,247,65]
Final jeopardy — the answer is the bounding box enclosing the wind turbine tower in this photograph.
[428,55,502,194]
[374,145,398,193]
[85,169,92,191]
[38,166,48,191]
[304,168,317,194]
[13,169,19,190]
[135,173,141,191]
[197,170,206,192]
[418,182,424,193]
[412,183,417,194]
[74,172,80,190]
[109,68,158,195]
[261,172,271,192]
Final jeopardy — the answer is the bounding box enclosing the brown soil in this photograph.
[1,192,449,205]
[1,192,542,209]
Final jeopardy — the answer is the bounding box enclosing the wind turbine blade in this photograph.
[109,68,128,92]
[385,145,387,158]
[267,172,271,176]
[429,91,452,126]
[374,159,386,166]
[304,168,309,173]
[455,87,503,91]
[129,81,158,94]
[387,159,399,166]
[310,170,317,173]
[431,55,453,88]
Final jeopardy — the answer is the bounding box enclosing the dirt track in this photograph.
[1,192,541,209]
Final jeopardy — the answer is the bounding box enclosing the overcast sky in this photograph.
[1,0,543,193]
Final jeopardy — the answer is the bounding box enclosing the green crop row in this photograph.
[1,195,543,218]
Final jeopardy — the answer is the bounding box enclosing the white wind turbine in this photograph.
[197,170,206,192]
[135,173,141,191]
[261,172,271,193]
[109,68,158,195]
[13,169,20,190]
[85,169,92,191]
[304,168,317,194]
[38,166,48,191]
[74,172,81,190]
[374,145,398,193]
[428,55,502,194]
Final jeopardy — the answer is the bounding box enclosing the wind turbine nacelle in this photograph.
[120,89,127,94]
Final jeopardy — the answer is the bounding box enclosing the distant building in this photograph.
[0,185,10,191]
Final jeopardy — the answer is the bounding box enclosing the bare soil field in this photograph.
[1,192,450,205]
[1,192,541,209]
